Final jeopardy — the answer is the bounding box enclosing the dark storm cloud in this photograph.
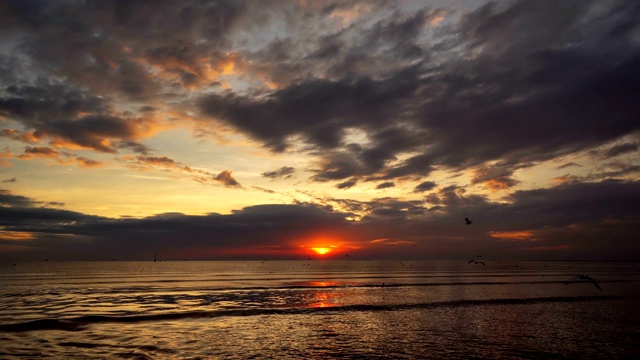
[0,189,68,210]
[0,189,36,207]
[198,0,640,185]
[261,166,295,179]
[199,72,421,152]
[0,81,107,123]
[0,0,246,100]
[505,180,640,219]
[363,198,429,220]
[0,79,158,154]
[410,0,640,169]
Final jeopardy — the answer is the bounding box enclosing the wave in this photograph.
[1,279,633,299]
[1,295,633,333]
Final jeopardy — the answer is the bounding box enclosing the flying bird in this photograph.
[468,259,486,266]
[564,274,602,291]
[465,217,473,225]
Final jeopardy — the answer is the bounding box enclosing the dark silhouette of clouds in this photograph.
[413,181,436,193]
[262,166,295,179]
[376,182,395,190]
[1,179,639,261]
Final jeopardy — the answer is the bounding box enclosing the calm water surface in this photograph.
[1,260,639,359]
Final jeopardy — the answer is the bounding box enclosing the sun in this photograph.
[312,247,331,255]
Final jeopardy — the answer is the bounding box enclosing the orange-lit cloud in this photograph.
[215,170,241,188]
[471,165,520,191]
[0,129,41,143]
[17,146,61,159]
[519,244,573,251]
[329,3,373,27]
[15,146,103,168]
[75,157,104,168]
[551,174,581,185]
[0,147,13,166]
[427,9,448,27]
[140,51,246,90]
[120,155,242,188]
[489,230,538,241]
[0,230,37,241]
[370,238,416,246]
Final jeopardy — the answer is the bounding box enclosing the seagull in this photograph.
[564,274,602,291]
[465,217,473,225]
[468,259,486,266]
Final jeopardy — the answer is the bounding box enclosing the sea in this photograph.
[1,260,639,359]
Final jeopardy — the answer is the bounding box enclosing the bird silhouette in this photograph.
[564,274,602,291]
[465,217,473,225]
[468,259,486,266]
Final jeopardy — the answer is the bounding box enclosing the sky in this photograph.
[0,0,639,262]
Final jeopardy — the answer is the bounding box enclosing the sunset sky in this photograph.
[1,0,639,261]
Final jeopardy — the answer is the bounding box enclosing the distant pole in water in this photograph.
[154,252,157,262]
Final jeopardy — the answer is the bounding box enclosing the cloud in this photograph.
[0,0,247,100]
[214,170,241,188]
[376,182,395,190]
[413,181,436,193]
[597,142,639,159]
[121,154,242,188]
[261,166,295,179]
[2,0,637,189]
[470,165,521,191]
[0,189,37,207]
[336,178,358,189]
[0,80,163,154]
[0,129,40,143]
[115,140,153,155]
[489,230,538,242]
[556,162,581,170]
[1,179,639,261]
[1,178,17,183]
[75,157,103,168]
[196,0,640,187]
[13,146,103,168]
[0,1,639,262]
[17,146,60,159]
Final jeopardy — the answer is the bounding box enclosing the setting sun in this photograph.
[312,247,331,255]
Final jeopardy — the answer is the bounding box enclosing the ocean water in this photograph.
[1,260,639,359]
